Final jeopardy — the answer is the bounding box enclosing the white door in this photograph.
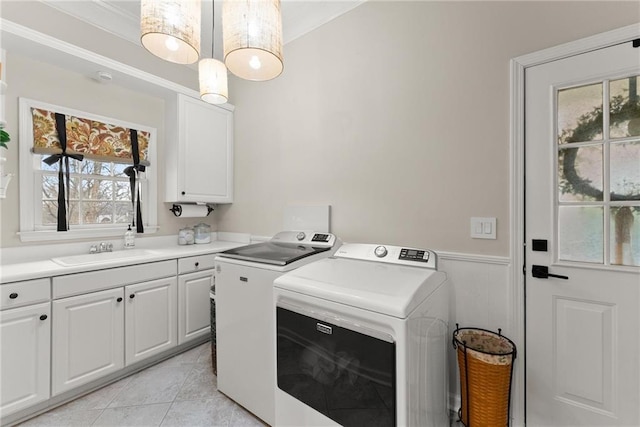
[125,278,177,365]
[178,270,213,344]
[52,288,124,395]
[0,303,50,417]
[525,41,640,425]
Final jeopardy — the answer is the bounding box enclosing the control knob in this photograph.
[296,232,306,241]
[374,245,388,258]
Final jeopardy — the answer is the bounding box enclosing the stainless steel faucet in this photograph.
[90,242,114,254]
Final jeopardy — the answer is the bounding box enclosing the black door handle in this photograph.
[117,297,123,302]
[532,265,569,280]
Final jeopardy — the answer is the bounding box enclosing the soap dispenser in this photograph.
[124,225,135,249]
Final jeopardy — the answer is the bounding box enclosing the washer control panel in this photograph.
[312,233,331,243]
[271,231,337,247]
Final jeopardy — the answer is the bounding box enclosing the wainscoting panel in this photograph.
[437,252,515,415]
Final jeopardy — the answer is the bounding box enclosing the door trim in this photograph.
[509,23,640,426]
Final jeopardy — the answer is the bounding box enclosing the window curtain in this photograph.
[31,108,151,232]
[31,108,151,165]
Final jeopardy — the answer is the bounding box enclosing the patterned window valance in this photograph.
[31,108,151,166]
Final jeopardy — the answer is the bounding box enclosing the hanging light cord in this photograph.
[211,1,215,60]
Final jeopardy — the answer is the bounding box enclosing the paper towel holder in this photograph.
[170,203,214,217]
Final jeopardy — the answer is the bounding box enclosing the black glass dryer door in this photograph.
[277,307,396,427]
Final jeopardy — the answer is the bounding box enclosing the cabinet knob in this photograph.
[195,262,200,268]
[181,191,186,195]
[129,294,136,299]
[9,293,18,299]
[117,297,123,302]
[39,314,48,321]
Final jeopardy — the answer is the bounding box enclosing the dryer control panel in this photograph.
[335,244,438,269]
[399,248,430,263]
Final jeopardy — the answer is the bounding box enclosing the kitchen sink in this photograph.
[51,249,160,267]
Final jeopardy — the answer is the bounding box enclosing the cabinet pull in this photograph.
[117,297,123,302]
[181,191,186,195]
[9,293,18,299]
[195,262,200,268]
[129,294,136,299]
[39,314,48,321]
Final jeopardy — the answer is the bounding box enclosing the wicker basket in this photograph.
[453,326,517,427]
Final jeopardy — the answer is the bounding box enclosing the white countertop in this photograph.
[0,238,247,284]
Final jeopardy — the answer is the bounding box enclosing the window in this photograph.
[19,98,157,242]
[556,75,640,266]
[38,158,144,227]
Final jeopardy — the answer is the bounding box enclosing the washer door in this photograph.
[276,306,396,427]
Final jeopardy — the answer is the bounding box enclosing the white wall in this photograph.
[217,1,640,257]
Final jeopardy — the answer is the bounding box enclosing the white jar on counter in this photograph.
[178,227,195,245]
[194,223,211,244]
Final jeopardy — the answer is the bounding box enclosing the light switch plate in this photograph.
[471,217,497,239]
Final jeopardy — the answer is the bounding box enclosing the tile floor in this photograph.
[18,343,265,427]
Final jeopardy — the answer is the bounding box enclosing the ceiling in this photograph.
[40,0,365,61]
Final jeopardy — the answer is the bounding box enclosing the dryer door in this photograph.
[276,306,396,427]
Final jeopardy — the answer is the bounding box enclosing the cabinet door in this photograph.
[0,302,50,417]
[52,288,124,396]
[178,269,213,344]
[125,277,177,365]
[216,262,276,425]
[177,95,233,203]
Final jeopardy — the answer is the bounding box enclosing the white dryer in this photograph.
[274,243,449,427]
[215,231,341,426]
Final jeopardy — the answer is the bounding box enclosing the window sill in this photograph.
[18,226,159,243]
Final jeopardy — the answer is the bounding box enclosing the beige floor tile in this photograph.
[92,402,171,427]
[17,408,102,426]
[108,364,193,408]
[160,397,235,427]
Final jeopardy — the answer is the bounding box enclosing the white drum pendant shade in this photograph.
[223,0,283,81]
[141,0,201,65]
[199,58,229,104]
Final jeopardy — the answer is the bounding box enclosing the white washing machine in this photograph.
[273,243,449,427]
[215,231,341,426]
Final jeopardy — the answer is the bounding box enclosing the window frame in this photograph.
[18,97,158,242]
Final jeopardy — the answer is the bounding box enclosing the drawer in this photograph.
[178,254,216,274]
[53,260,177,299]
[1,278,51,310]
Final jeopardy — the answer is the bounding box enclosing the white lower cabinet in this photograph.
[0,302,51,417]
[1,254,221,420]
[178,270,213,344]
[125,278,177,364]
[52,277,179,396]
[52,288,124,396]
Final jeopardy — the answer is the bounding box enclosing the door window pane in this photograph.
[610,75,640,139]
[558,83,603,144]
[558,146,603,201]
[610,141,640,200]
[610,206,640,266]
[559,206,604,263]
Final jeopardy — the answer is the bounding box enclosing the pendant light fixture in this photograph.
[199,1,228,104]
[140,0,201,65]
[223,0,284,81]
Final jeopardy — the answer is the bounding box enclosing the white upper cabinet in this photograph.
[165,94,234,204]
